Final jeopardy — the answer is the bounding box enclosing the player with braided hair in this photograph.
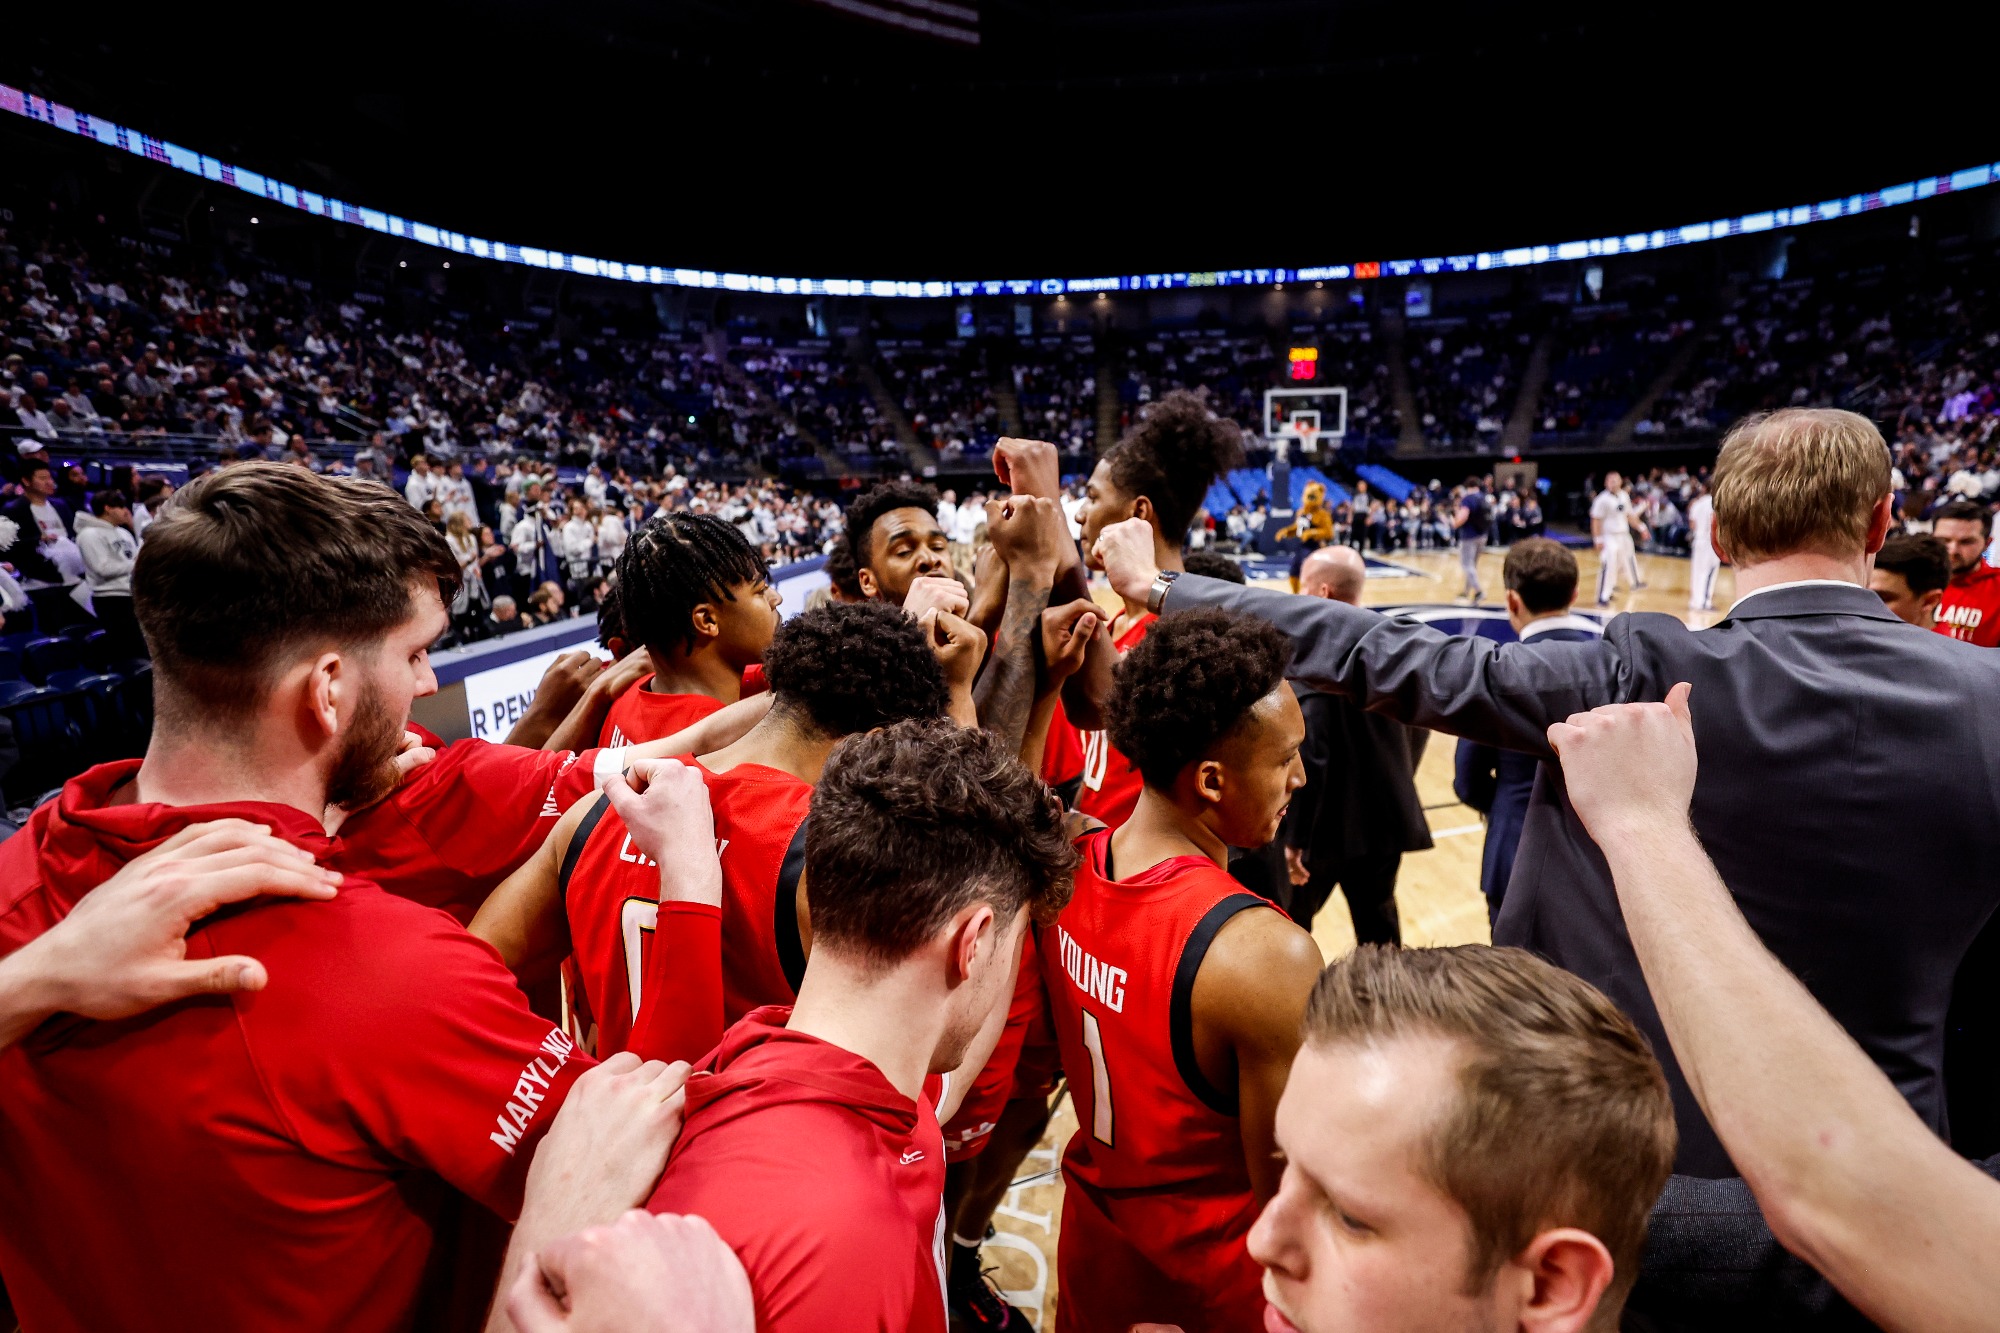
[599,512,780,746]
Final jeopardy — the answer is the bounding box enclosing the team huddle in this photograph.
[17,393,1998,1333]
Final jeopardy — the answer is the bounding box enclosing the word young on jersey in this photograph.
[1054,924,1128,1013]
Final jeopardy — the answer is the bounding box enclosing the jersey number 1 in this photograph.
[1080,1009,1114,1147]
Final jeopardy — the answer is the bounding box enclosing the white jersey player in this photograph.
[1589,471,1647,606]
[1686,486,1719,610]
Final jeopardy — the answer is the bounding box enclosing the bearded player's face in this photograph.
[327,582,445,810]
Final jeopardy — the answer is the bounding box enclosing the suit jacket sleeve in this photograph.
[1166,575,1632,756]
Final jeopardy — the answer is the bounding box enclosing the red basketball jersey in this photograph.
[598,678,726,747]
[1040,828,1274,1329]
[562,758,811,1056]
[1072,613,1155,828]
[1937,562,2000,647]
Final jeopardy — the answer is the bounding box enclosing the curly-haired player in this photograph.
[1066,389,1246,826]
[471,602,952,1059]
[1042,605,1324,1333]
[845,479,951,606]
[600,513,781,745]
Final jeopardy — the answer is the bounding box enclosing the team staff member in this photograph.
[1286,546,1431,941]
[1044,609,1323,1333]
[637,720,1077,1333]
[0,466,597,1333]
[1249,946,1676,1333]
[1452,539,1602,921]
[1931,501,2000,645]
[1868,532,1950,630]
[600,513,781,746]
[1066,390,1244,827]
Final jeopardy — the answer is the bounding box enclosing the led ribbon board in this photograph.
[4,82,1995,300]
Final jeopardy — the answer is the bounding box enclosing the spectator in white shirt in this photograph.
[404,455,438,510]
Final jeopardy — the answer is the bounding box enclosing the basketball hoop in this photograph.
[1294,420,1320,454]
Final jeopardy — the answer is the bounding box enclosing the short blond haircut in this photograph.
[1711,409,1890,565]
[1304,946,1675,1320]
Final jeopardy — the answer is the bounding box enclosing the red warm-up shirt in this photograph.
[335,737,604,924]
[1072,613,1155,828]
[1937,561,2000,647]
[598,676,727,747]
[0,762,593,1333]
[648,1008,949,1333]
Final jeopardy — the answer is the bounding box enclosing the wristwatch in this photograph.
[1145,569,1181,615]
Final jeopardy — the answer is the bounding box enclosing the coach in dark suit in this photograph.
[1094,408,2000,1180]
[1452,538,1603,924]
[1283,546,1431,941]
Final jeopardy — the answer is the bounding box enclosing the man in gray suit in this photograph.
[1092,407,2000,1183]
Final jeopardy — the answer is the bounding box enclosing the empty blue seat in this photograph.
[0,632,37,656]
[81,628,111,670]
[22,637,81,685]
[0,680,38,707]
[0,686,84,802]
[54,624,95,643]
[45,668,102,693]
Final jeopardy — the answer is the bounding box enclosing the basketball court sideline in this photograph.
[975,545,1733,1326]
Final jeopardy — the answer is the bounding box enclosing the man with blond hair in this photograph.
[1251,945,1676,1333]
[1092,408,2000,1190]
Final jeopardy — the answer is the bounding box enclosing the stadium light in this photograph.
[5,80,1996,302]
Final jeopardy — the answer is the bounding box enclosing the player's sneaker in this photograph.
[948,1233,1032,1332]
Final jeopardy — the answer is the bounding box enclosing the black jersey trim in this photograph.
[557,796,614,896]
[775,817,810,994]
[1170,892,1266,1117]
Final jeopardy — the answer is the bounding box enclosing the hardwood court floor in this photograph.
[979,547,1729,1327]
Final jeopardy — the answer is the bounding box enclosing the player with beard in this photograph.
[846,478,972,620]
[1066,390,1245,827]
[0,464,601,1333]
[471,601,962,1059]
[626,719,1078,1333]
[1931,501,2000,646]
[599,513,782,746]
[1042,607,1323,1333]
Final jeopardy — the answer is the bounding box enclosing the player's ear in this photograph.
[1130,494,1156,527]
[1922,589,1944,615]
[689,602,721,641]
[303,651,343,741]
[857,565,880,598]
[950,903,997,982]
[1192,757,1226,807]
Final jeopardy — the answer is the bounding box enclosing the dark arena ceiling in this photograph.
[4,1,1997,281]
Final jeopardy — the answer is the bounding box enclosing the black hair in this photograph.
[1104,389,1244,541]
[90,489,131,516]
[761,601,948,737]
[1182,550,1247,584]
[595,577,625,651]
[1105,607,1292,790]
[615,512,768,656]
[1875,532,1951,595]
[19,458,51,480]
[1935,500,1994,536]
[846,480,940,569]
[824,529,863,600]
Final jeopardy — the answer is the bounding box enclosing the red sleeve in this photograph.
[627,902,726,1065]
[407,740,594,879]
[226,889,595,1220]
